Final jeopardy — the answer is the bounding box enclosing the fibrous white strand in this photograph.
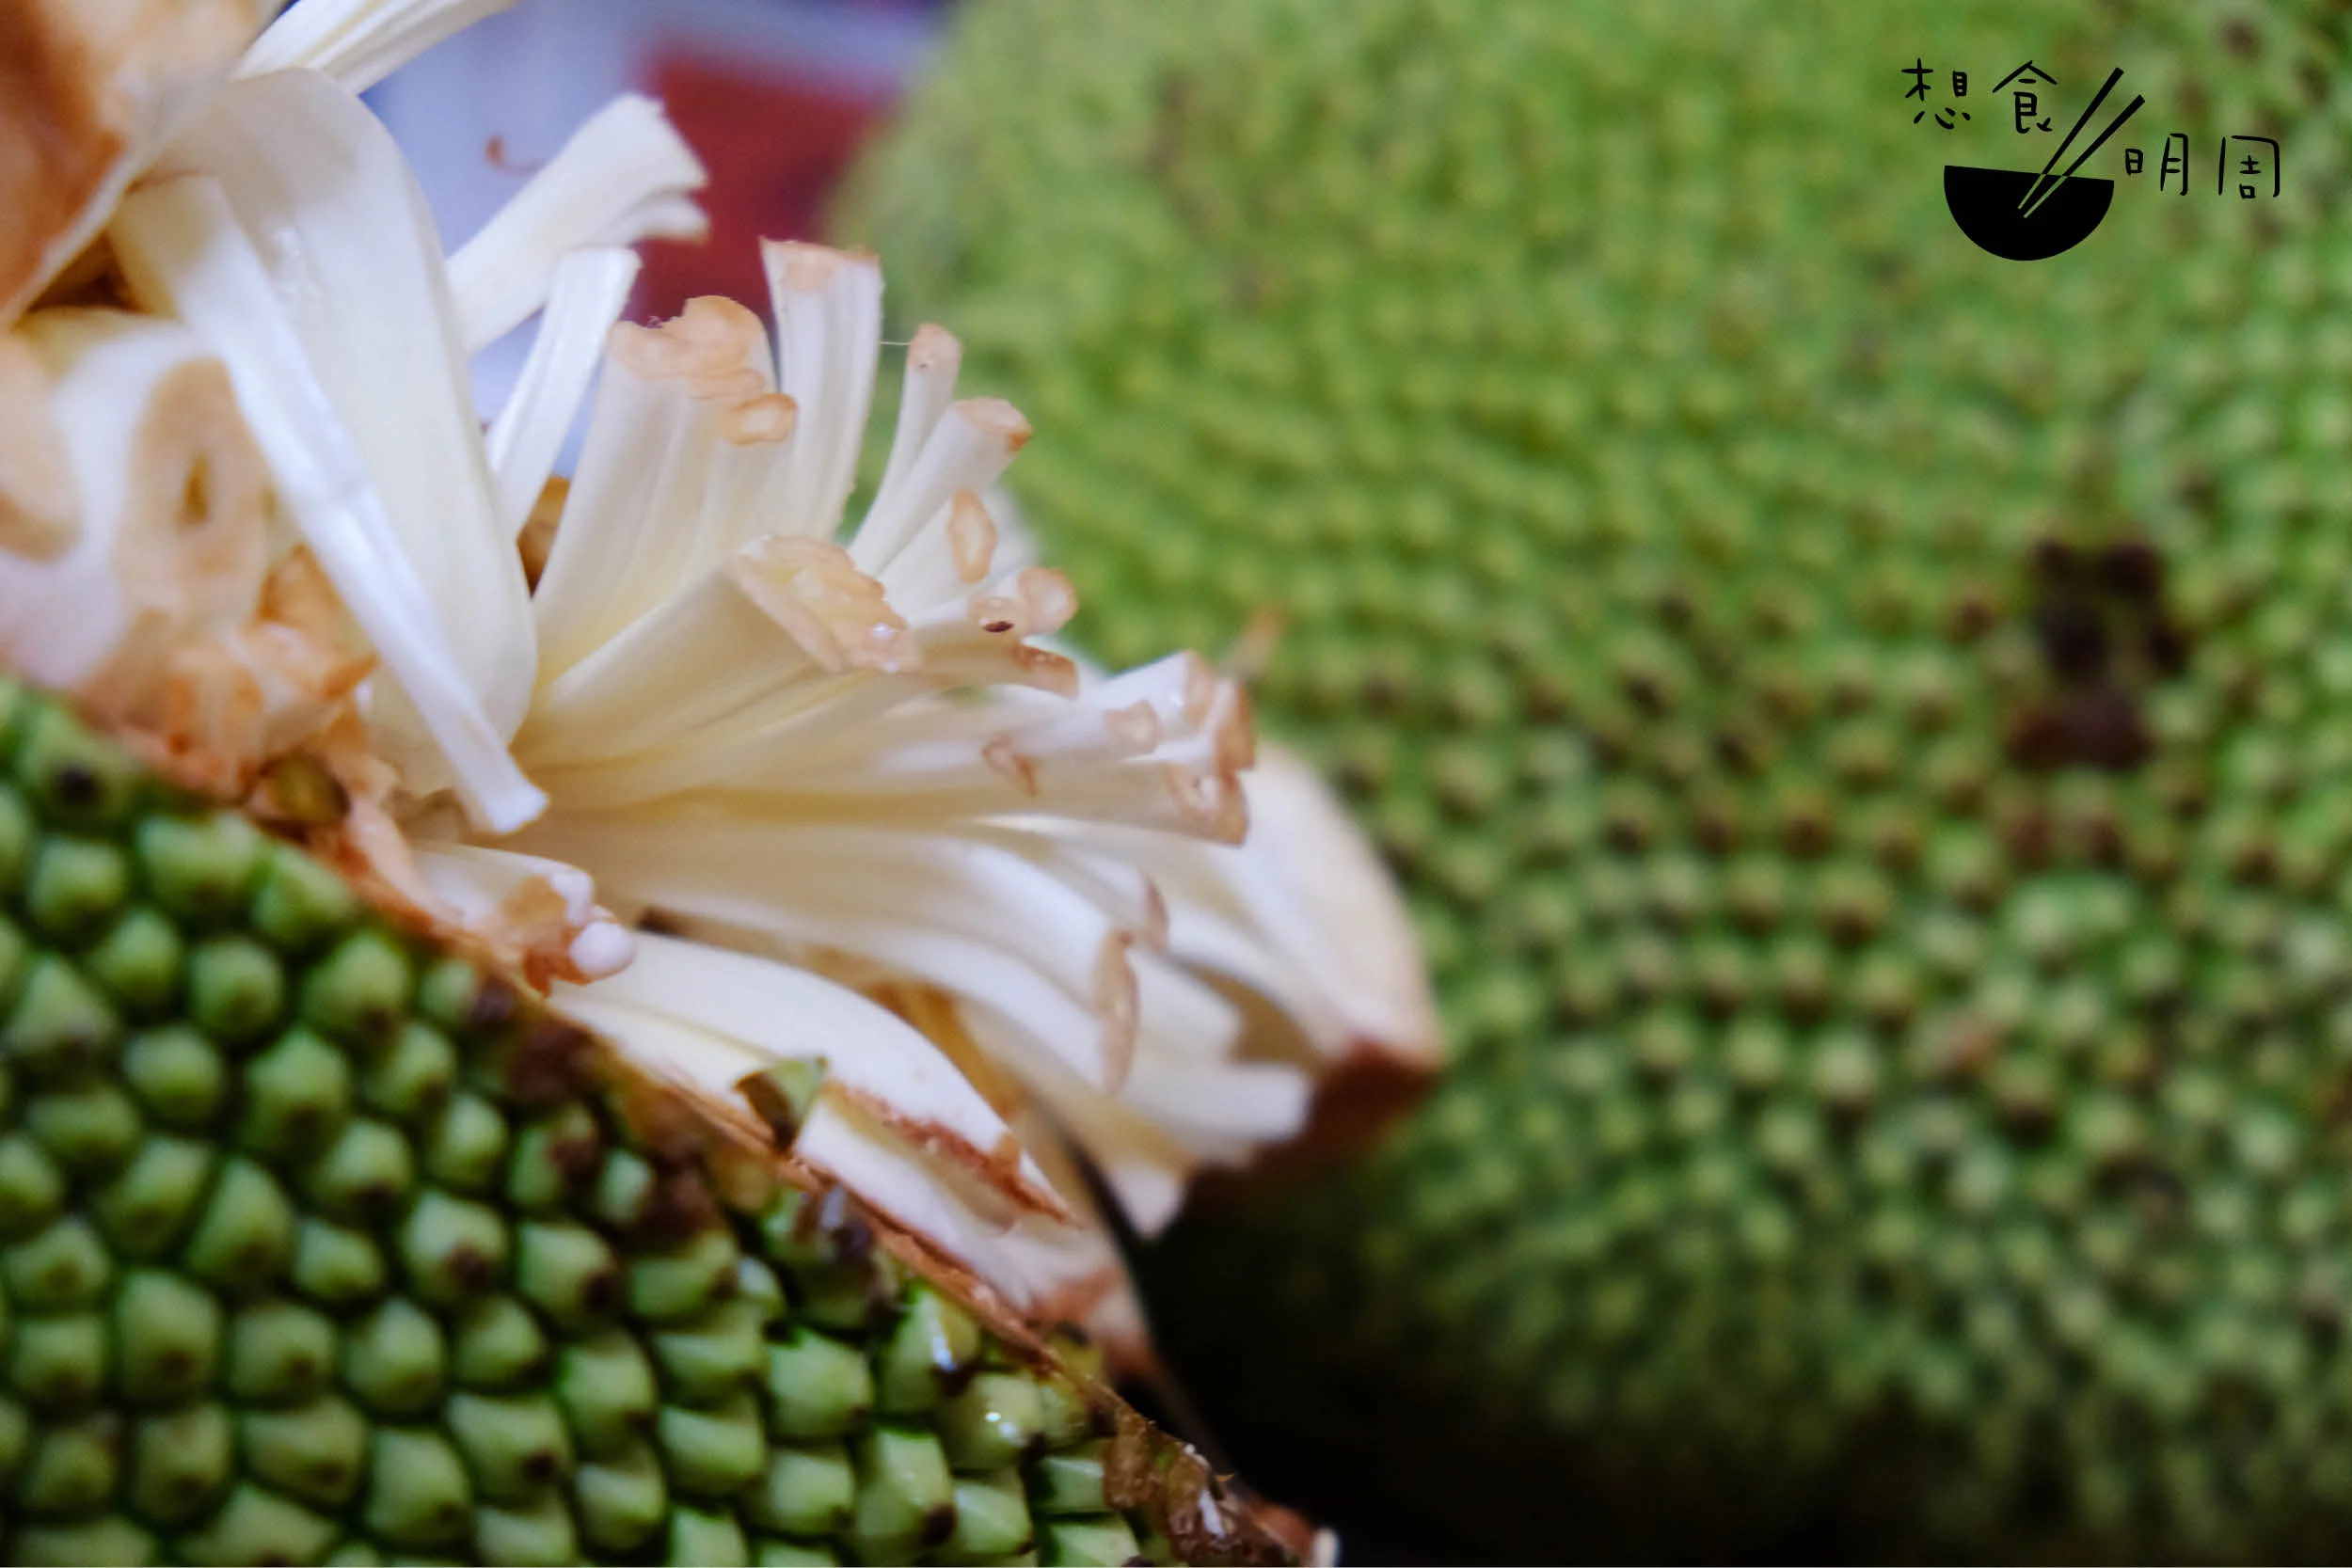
[560,931,1068,1216]
[849,400,1032,578]
[484,246,641,542]
[241,0,517,95]
[446,94,707,354]
[762,242,883,542]
[872,324,964,511]
[529,299,788,678]
[1074,743,1444,1071]
[408,840,635,987]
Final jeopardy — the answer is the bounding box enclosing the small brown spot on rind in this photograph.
[549,1133,603,1186]
[2006,707,2071,771]
[444,1244,495,1294]
[639,1170,719,1243]
[469,975,519,1033]
[502,1018,594,1107]
[834,1213,876,1265]
[51,764,98,807]
[1947,591,1998,641]
[1999,807,2055,867]
[2031,539,2081,580]
[2065,686,2152,772]
[2033,601,2108,682]
[1776,806,1833,860]
[2145,621,2191,678]
[2101,538,2165,598]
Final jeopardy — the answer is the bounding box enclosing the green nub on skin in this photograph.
[848,0,2352,1559]
[0,678,1289,1567]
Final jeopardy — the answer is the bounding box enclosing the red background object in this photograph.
[637,50,895,321]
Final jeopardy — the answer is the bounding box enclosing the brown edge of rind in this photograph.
[612,1066,1305,1566]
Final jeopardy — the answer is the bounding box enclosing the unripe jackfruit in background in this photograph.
[0,679,1285,1567]
[847,0,2352,1557]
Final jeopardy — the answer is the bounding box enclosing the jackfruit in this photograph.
[846,0,2352,1557]
[0,677,1293,1566]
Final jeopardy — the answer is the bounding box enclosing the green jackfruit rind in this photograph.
[846,0,2352,1558]
[0,682,1288,1567]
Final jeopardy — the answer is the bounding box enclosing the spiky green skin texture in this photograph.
[0,681,1279,1567]
[845,1,2352,1558]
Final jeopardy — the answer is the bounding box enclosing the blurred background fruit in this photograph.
[837,1,2352,1560]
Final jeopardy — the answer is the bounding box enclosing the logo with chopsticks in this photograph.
[1944,67,2143,261]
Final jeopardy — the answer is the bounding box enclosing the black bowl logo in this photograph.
[1946,68,2141,261]
[1944,166,2114,261]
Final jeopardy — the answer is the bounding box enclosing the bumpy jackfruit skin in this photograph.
[845,0,2352,1559]
[0,677,1287,1567]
